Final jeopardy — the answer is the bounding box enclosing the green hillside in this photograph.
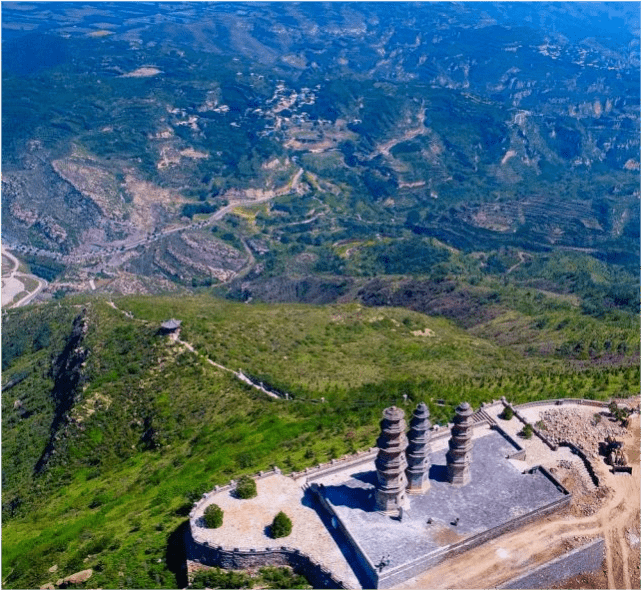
[2,295,638,589]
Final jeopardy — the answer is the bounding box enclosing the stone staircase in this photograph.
[573,457,598,491]
[472,408,497,425]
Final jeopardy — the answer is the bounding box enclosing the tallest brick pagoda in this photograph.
[374,406,408,513]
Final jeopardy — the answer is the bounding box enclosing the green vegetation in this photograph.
[258,566,310,589]
[520,423,534,439]
[1,294,638,589]
[203,504,223,529]
[608,402,631,426]
[191,567,252,589]
[270,511,293,539]
[235,476,257,500]
[500,406,514,421]
[190,566,310,589]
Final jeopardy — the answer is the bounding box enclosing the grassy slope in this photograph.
[2,295,638,589]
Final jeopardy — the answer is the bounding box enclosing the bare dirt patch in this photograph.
[123,174,184,232]
[411,328,435,337]
[179,148,208,160]
[121,67,162,77]
[52,158,124,219]
[550,565,609,589]
[432,525,465,545]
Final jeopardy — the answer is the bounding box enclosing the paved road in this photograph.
[1,246,48,308]
[4,168,304,273]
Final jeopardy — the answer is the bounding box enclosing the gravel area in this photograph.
[485,404,567,469]
[539,407,627,459]
[192,473,360,588]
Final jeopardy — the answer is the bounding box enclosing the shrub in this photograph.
[270,511,292,539]
[235,475,257,499]
[501,406,514,420]
[203,504,223,528]
[259,566,310,589]
[520,423,533,439]
[191,567,252,589]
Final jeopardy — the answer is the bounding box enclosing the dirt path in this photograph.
[176,336,283,399]
[400,413,640,589]
[368,105,427,160]
[506,250,531,275]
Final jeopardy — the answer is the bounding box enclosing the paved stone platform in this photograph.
[318,427,567,584]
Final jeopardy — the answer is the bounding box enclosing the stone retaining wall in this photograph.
[490,423,527,460]
[556,442,600,487]
[310,483,379,589]
[185,525,346,589]
[499,537,605,589]
[515,398,610,409]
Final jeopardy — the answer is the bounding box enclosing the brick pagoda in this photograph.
[446,401,474,486]
[375,406,408,513]
[405,402,432,493]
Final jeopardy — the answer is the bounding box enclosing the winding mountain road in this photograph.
[1,246,48,308]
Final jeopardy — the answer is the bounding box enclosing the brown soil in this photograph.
[550,564,609,589]
[432,525,465,545]
[399,410,640,589]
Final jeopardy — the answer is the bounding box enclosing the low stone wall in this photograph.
[501,399,558,450]
[185,526,346,589]
[515,398,610,410]
[311,483,379,589]
[295,449,378,483]
[490,423,527,460]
